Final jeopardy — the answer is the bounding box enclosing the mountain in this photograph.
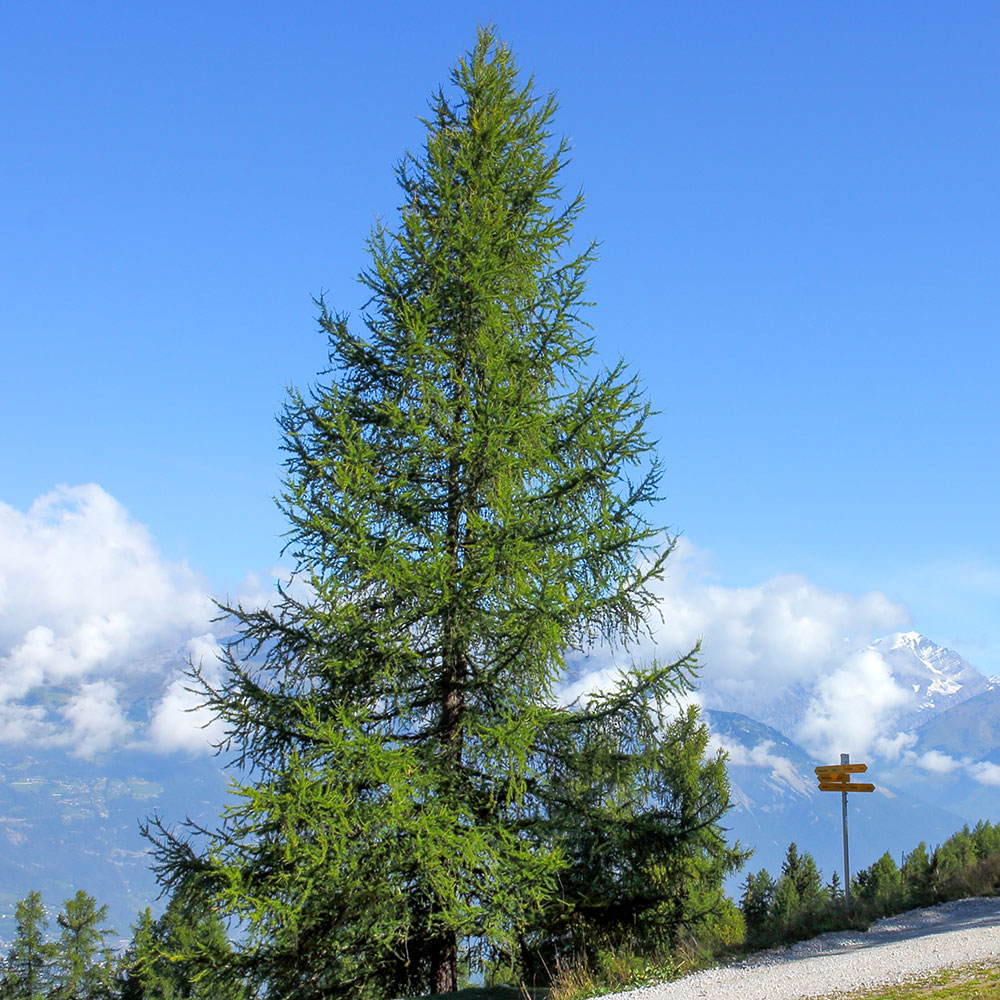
[912,685,1000,761]
[870,632,992,729]
[0,748,229,947]
[700,632,990,742]
[706,710,968,894]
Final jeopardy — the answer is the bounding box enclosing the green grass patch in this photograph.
[813,962,1000,999]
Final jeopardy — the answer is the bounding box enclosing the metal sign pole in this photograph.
[841,752,851,914]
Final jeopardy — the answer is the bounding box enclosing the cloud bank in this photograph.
[0,485,223,756]
[0,488,993,787]
[569,538,913,759]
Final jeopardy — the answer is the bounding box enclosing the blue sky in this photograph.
[2,0,1000,749]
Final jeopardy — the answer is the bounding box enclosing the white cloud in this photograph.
[641,539,908,708]
[148,634,228,755]
[967,760,1000,787]
[874,730,917,761]
[916,749,962,775]
[707,734,813,795]
[59,680,133,758]
[0,701,48,744]
[0,485,220,754]
[0,491,921,764]
[796,649,913,759]
[557,539,911,760]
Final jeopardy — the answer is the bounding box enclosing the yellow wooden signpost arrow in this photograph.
[814,754,876,915]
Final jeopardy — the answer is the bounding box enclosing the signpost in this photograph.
[814,754,874,914]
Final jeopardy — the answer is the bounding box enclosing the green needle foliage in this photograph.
[51,891,115,1000]
[145,28,726,999]
[119,885,244,1000]
[2,891,54,1000]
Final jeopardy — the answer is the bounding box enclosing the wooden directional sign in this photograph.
[822,753,872,917]
[815,762,874,793]
[818,781,875,793]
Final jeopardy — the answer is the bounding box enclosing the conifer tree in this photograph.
[2,891,53,1000]
[51,890,116,1000]
[901,842,932,906]
[740,869,776,936]
[146,28,712,999]
[521,703,745,973]
[119,889,243,1000]
[826,870,843,903]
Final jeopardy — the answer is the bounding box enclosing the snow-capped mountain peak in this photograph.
[865,632,989,725]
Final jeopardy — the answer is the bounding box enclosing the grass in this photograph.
[813,962,1000,999]
[397,988,548,999]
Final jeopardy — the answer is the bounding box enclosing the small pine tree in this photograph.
[522,704,747,972]
[2,891,54,1000]
[971,819,1000,858]
[826,870,843,903]
[120,889,243,1000]
[901,842,933,906]
[770,876,800,931]
[51,890,116,1000]
[739,869,776,935]
[858,852,903,915]
[780,842,824,906]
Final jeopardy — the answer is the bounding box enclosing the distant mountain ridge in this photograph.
[703,633,1000,893]
[706,708,970,894]
[913,687,1000,761]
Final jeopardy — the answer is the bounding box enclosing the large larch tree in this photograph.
[146,29,728,999]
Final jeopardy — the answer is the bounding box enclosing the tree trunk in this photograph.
[430,928,459,994]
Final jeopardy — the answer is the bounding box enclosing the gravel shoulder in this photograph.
[604,896,1000,1000]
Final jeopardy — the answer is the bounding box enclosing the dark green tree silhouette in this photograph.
[739,868,776,937]
[145,27,710,1000]
[780,842,823,901]
[1,891,54,1000]
[901,842,933,906]
[119,887,243,1000]
[826,870,843,903]
[521,704,745,974]
[51,890,115,1000]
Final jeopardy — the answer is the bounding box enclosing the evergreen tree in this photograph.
[521,704,746,972]
[826,870,843,904]
[971,819,1000,857]
[739,869,776,936]
[145,28,710,1000]
[770,876,800,930]
[780,843,824,909]
[935,825,975,875]
[51,890,116,1000]
[1,891,53,1000]
[901,842,933,905]
[857,852,903,914]
[119,889,243,1000]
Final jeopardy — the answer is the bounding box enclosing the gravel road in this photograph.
[604,896,1000,1000]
